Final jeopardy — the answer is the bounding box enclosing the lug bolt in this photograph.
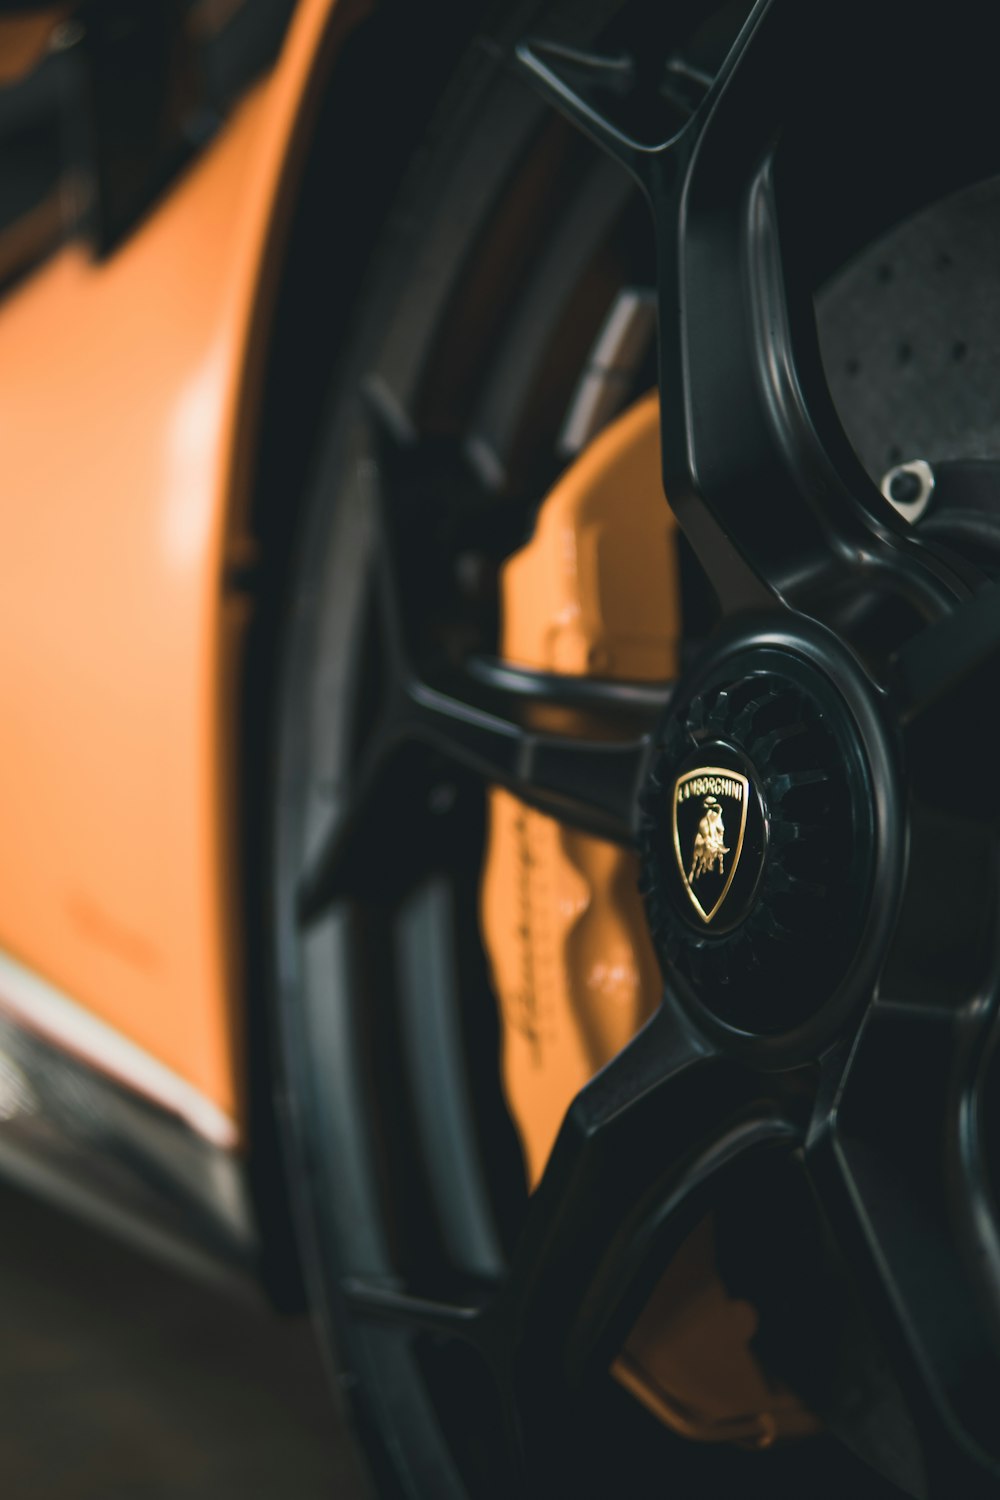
[880,459,935,521]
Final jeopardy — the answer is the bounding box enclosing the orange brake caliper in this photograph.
[480,393,816,1448]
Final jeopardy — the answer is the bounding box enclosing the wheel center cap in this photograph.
[639,647,876,1037]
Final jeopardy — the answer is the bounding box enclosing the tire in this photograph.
[269,3,1000,1496]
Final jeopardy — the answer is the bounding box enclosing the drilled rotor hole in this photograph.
[818,177,1000,482]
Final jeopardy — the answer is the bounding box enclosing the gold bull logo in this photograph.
[688,796,729,882]
[672,767,750,925]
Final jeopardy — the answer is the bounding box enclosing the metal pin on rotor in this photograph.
[881,459,935,523]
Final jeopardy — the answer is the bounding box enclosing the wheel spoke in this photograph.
[664,0,975,618]
[341,1275,491,1340]
[809,998,1000,1491]
[343,1012,808,1485]
[892,578,1000,729]
[297,381,676,922]
[806,768,1000,1491]
[514,39,666,183]
[296,738,402,920]
[519,0,974,623]
[359,376,667,843]
[400,667,654,846]
[503,1003,809,1409]
[298,661,659,919]
[466,655,670,720]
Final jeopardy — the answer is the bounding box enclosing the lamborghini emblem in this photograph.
[672,767,750,924]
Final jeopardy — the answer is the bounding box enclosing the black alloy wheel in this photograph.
[269,2,1000,1496]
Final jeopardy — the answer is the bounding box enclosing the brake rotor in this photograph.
[480,393,815,1448]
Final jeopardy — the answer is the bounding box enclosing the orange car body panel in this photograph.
[0,0,360,1138]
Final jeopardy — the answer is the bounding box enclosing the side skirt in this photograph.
[0,950,256,1287]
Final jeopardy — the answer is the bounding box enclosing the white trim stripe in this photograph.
[0,948,239,1150]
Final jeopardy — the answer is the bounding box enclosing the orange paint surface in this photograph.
[0,0,358,1132]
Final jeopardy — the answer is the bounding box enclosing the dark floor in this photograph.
[0,1181,368,1499]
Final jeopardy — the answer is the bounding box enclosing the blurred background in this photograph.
[0,1181,367,1499]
